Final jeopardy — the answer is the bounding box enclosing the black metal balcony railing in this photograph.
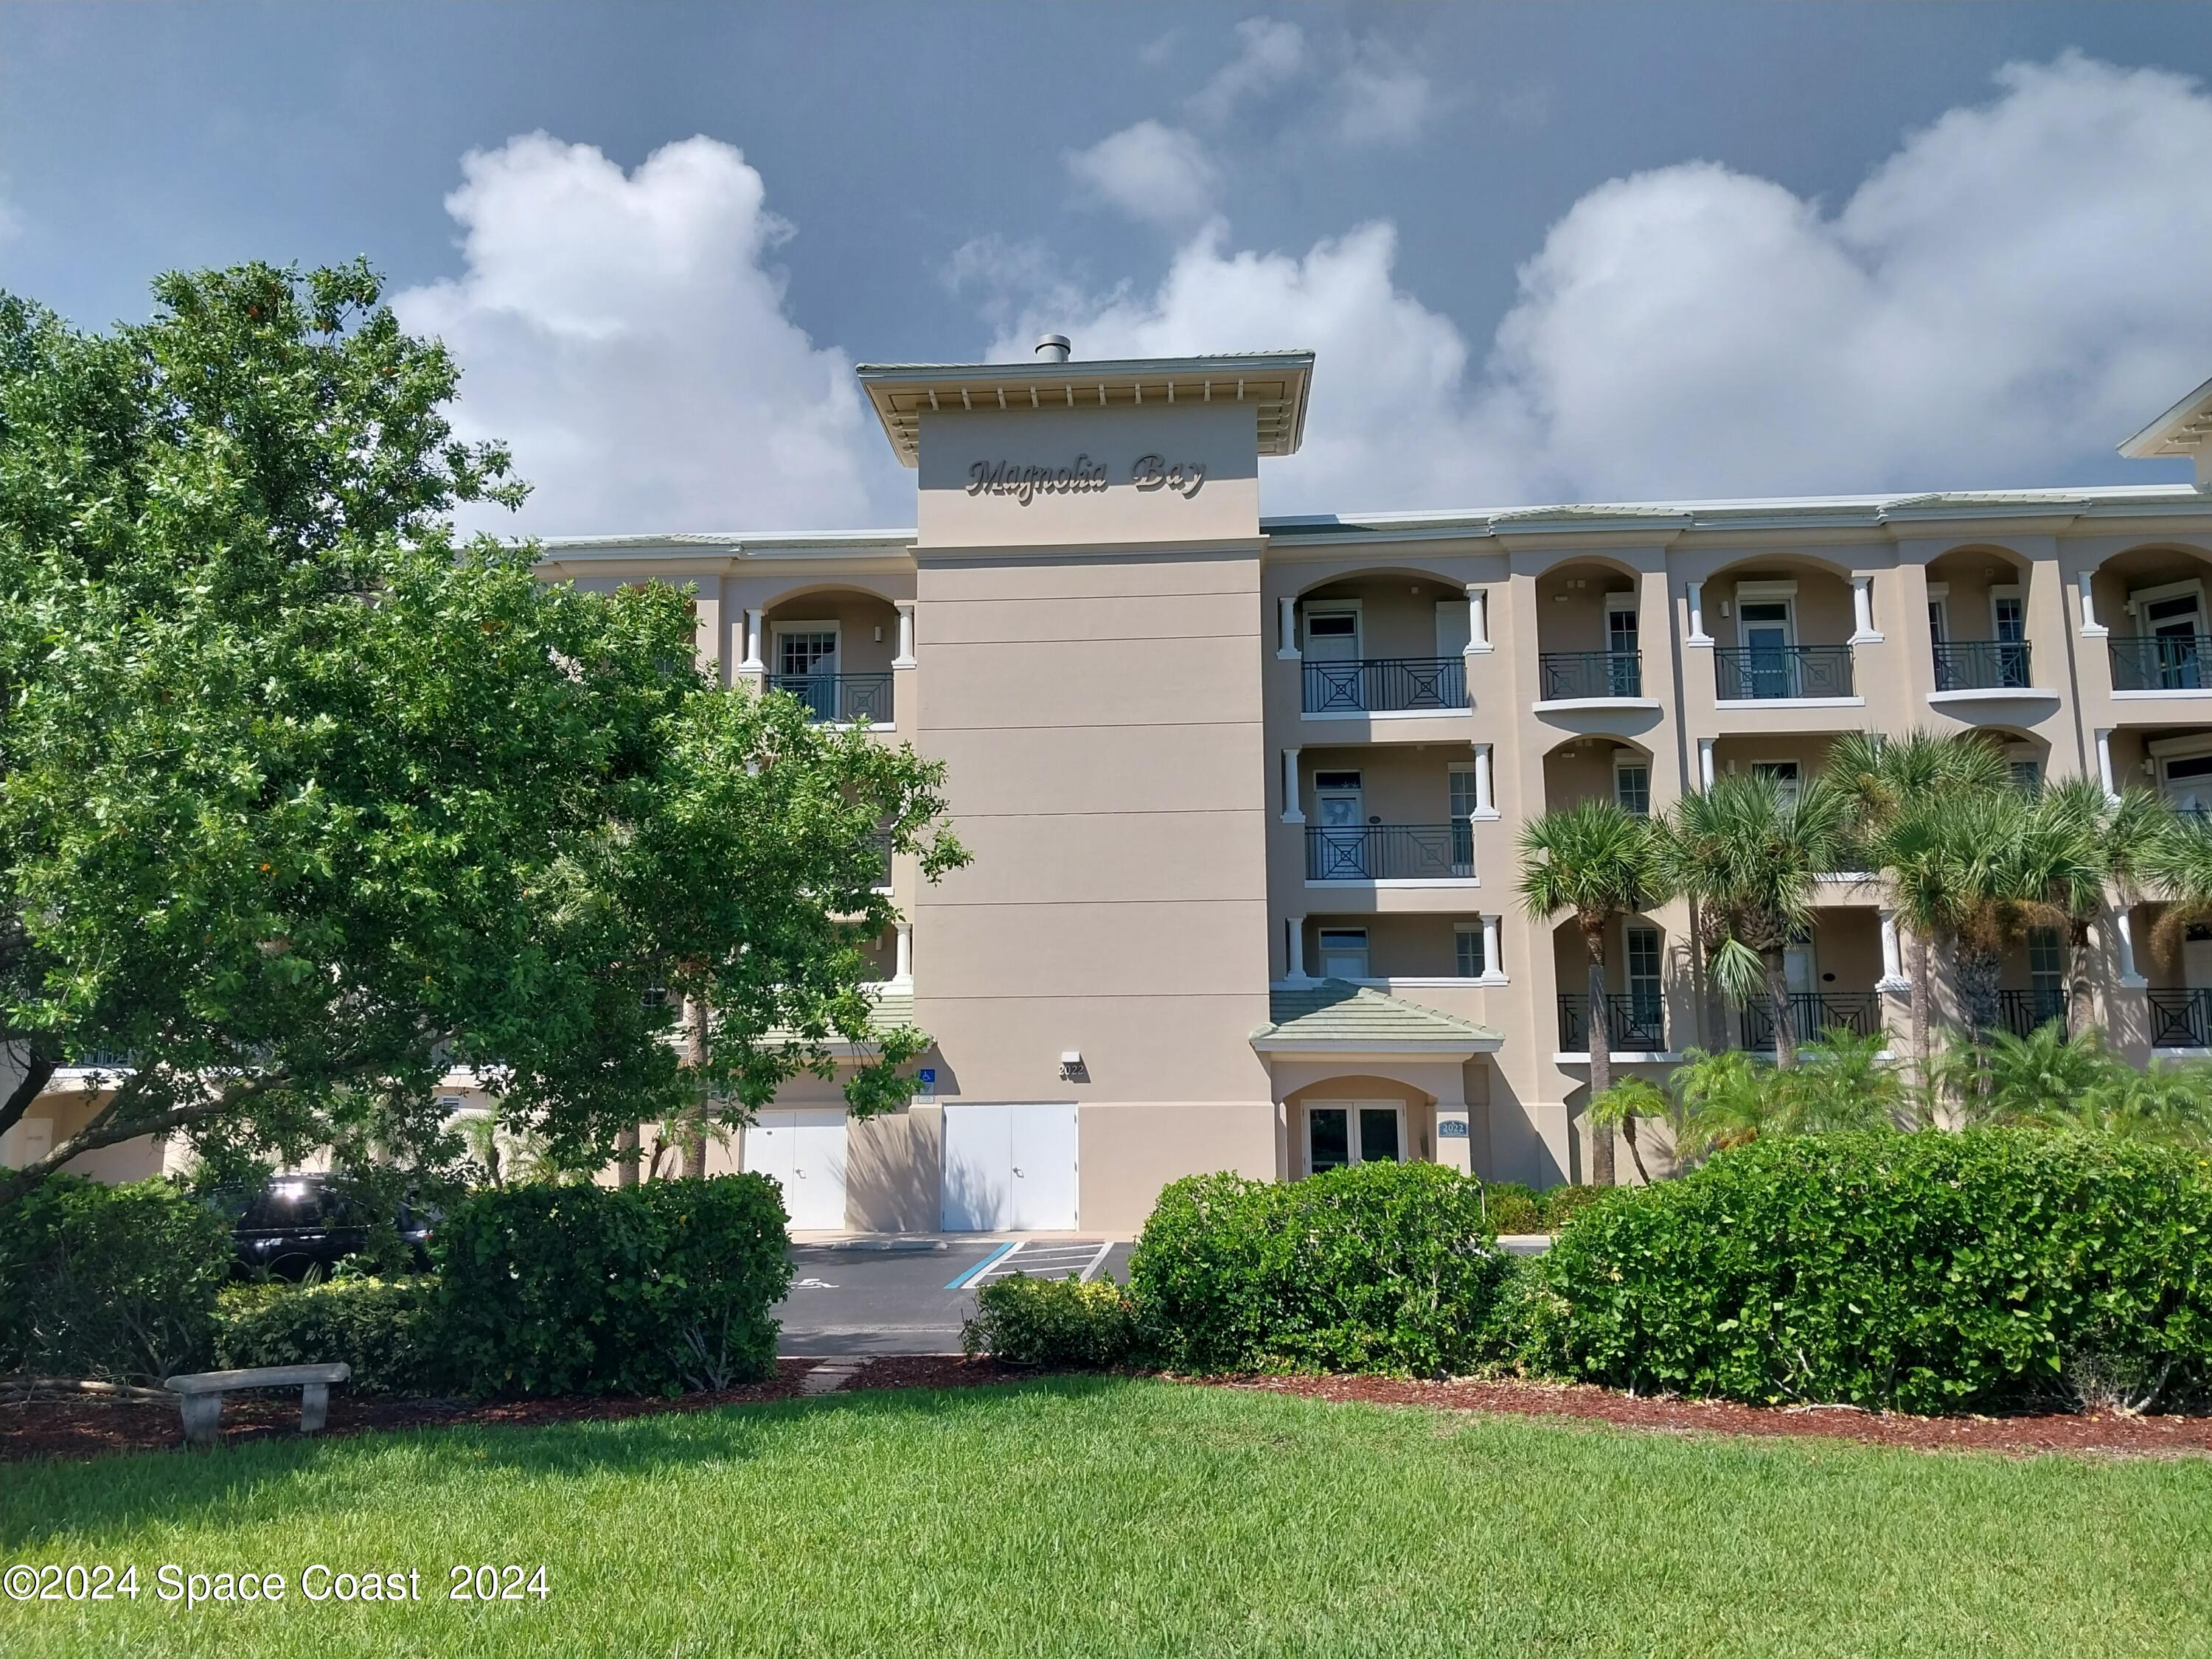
[1713,644,1855,701]
[1557,994,1666,1054]
[1997,987,2070,1038]
[63,1048,135,1070]
[1738,992,1881,1051]
[2149,989,2212,1048]
[768,672,894,725]
[1305,823,1473,882]
[1538,650,1643,700]
[1931,639,2032,692]
[1302,656,1467,715]
[2109,634,2212,692]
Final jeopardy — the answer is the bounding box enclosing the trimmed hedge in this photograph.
[434,1176,793,1397]
[961,1273,1138,1367]
[1526,1130,2212,1413]
[1128,1161,1508,1376]
[215,1278,443,1396]
[1479,1180,1543,1235]
[1537,1183,1615,1231]
[0,1176,232,1382]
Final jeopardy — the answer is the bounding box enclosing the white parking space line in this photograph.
[969,1242,1107,1288]
[1078,1242,1114,1282]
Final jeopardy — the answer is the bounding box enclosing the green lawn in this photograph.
[4,1378,2208,1658]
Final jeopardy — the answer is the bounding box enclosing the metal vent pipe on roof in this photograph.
[1034,333,1071,364]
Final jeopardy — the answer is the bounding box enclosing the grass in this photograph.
[3,1377,2210,1658]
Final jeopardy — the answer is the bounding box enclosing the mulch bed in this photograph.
[7,1354,2208,1463]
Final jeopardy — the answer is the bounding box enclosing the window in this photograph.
[1625,925,1663,1023]
[1455,923,1486,978]
[2009,759,2043,793]
[1306,1102,1405,1175]
[2163,751,2212,816]
[1927,597,1950,644]
[1613,755,1651,815]
[2028,926,2066,1025]
[1301,609,1360,661]
[1751,759,1801,804]
[1448,764,1478,876]
[1992,589,2025,643]
[1317,928,1369,979]
[776,628,837,678]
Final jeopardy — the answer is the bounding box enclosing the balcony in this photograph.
[1306,824,1472,883]
[1302,656,1467,716]
[1557,993,1666,1054]
[1714,644,1854,702]
[1997,987,2068,1038]
[768,672,894,725]
[1931,640,2031,692]
[1738,992,1880,1051]
[2149,988,2212,1048]
[1538,650,1642,701]
[2110,635,2212,694]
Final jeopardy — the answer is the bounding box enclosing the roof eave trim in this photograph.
[1249,1036,1501,1057]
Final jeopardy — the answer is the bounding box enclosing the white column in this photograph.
[1877,909,1907,990]
[892,600,917,669]
[1286,916,1309,982]
[1848,574,1882,644]
[1685,580,1711,645]
[2114,908,2146,987]
[1470,742,1498,818]
[1697,736,1717,789]
[1464,585,1492,654]
[740,608,765,674]
[1281,747,1304,823]
[2096,728,2117,801]
[1277,596,1299,660]
[891,920,913,986]
[1481,914,1503,982]
[2079,569,2107,637]
[1433,1100,1473,1175]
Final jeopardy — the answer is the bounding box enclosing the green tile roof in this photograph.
[1251,981,1501,1054]
[762,983,913,1053]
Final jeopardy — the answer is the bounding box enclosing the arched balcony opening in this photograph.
[1292,571,1474,716]
[1541,734,1655,816]
[1534,559,1645,703]
[1552,916,1673,1057]
[1924,546,2034,693]
[2090,544,2212,693]
[1703,556,1863,704]
[755,588,902,726]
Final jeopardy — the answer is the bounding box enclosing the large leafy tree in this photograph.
[1517,800,1665,1185]
[1658,773,1854,1070]
[0,261,961,1203]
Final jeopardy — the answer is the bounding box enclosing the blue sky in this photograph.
[6,2,2212,532]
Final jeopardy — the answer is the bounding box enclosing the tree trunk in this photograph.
[1764,949,1798,1071]
[1956,942,2002,1105]
[1582,927,1615,1187]
[615,1124,640,1189]
[678,997,708,1181]
[1621,1113,1652,1186]
[2065,916,2094,1040]
[1907,928,1934,1102]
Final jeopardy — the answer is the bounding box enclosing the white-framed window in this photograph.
[1301,605,1362,661]
[1751,759,1801,804]
[2028,926,2065,998]
[1990,585,2025,644]
[1613,753,1651,815]
[1306,1100,1405,1175]
[1625,924,1662,1022]
[1454,922,1486,978]
[1317,928,1370,979]
[773,622,840,679]
[1927,581,1950,645]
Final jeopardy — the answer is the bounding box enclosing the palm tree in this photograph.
[1941,1020,2116,1126]
[1587,1077,1670,1185]
[1668,1047,1775,1161]
[1658,773,1854,1070]
[2017,779,2166,1037]
[1775,1024,1907,1133]
[1518,800,1666,1185]
[2138,806,2212,967]
[1826,731,2008,1087]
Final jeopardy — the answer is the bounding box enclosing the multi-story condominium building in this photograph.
[15,344,2212,1233]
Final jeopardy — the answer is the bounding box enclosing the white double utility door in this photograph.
[742,1110,848,1231]
[941,1103,1079,1232]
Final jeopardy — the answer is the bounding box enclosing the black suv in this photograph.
[212,1174,437,1279]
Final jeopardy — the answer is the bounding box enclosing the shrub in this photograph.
[1478,1180,1543,1234]
[0,1176,232,1382]
[215,1278,443,1395]
[434,1175,792,1397]
[1527,1130,2212,1413]
[961,1273,1138,1367]
[1538,1183,1614,1231]
[1128,1161,1508,1376]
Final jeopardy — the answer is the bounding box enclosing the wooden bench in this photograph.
[164,1363,352,1447]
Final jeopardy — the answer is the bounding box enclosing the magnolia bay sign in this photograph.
[966,453,1206,504]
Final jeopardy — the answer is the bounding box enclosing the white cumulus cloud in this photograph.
[393,133,900,537]
[1063,120,1223,228]
[1186,18,1307,125]
[1002,53,2212,512]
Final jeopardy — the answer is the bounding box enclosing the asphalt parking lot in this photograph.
[774,1238,1133,1357]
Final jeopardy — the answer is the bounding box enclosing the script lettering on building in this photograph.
[965,453,1206,504]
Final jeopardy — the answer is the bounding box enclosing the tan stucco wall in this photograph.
[1077,1100,1278,1233]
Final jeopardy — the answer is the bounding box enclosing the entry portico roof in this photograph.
[854,351,1314,467]
[1250,980,1501,1057]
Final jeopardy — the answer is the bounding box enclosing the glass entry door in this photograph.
[1306,1101,1405,1175]
[1314,771,1366,880]
[775,627,840,719]
[1740,601,1796,698]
